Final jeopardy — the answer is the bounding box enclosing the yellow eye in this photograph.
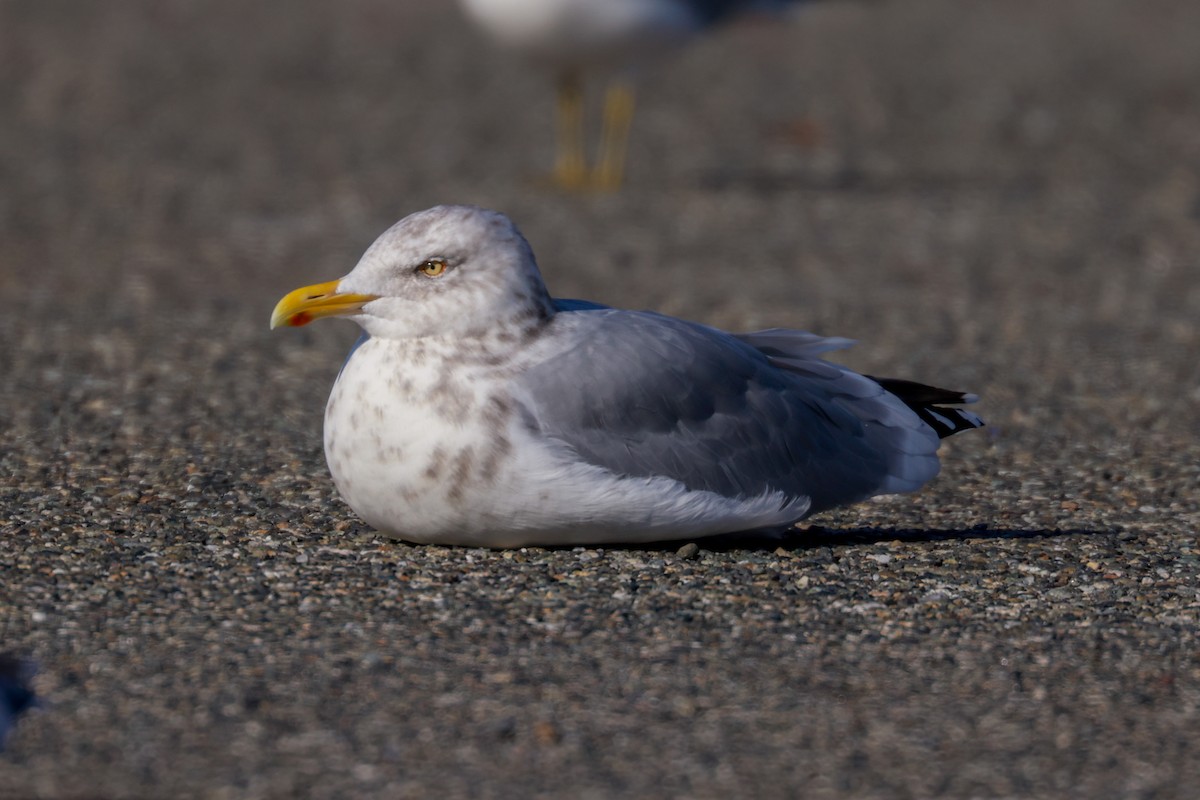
[418,259,447,277]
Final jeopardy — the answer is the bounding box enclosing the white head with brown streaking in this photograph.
[272,205,554,341]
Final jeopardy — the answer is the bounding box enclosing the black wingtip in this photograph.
[869,376,985,439]
[914,405,985,439]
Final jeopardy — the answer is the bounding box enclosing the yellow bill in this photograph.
[270,280,379,329]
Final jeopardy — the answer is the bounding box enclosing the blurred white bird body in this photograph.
[457,0,809,188]
[459,0,698,68]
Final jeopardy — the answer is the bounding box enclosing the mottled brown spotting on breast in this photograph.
[479,435,511,483]
[423,446,448,480]
[371,432,390,460]
[446,446,475,503]
[473,350,509,368]
[428,372,472,423]
[480,394,513,429]
[387,373,416,395]
[406,341,429,366]
[455,340,481,361]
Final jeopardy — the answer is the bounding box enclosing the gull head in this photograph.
[271,205,554,340]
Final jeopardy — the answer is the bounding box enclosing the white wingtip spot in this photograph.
[928,410,954,428]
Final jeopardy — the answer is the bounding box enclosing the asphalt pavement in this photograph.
[1,0,1198,797]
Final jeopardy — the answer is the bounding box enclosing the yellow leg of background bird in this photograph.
[593,81,636,191]
[554,72,588,189]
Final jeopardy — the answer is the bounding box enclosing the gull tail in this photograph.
[869,377,984,439]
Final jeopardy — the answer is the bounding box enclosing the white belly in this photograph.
[322,337,510,542]
[323,337,808,547]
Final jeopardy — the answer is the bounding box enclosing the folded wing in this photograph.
[518,307,949,515]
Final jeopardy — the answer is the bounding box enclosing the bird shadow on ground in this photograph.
[358,525,1109,555]
[639,525,1108,555]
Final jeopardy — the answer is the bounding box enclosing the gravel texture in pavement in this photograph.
[1,0,1198,797]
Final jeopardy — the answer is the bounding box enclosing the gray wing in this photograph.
[519,308,939,514]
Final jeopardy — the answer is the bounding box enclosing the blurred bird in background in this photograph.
[0,654,37,752]
[458,0,811,190]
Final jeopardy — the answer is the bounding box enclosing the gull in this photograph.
[458,0,809,190]
[271,205,982,548]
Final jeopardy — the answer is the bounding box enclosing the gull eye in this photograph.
[417,258,448,278]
